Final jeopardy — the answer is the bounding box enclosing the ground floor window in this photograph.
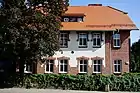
[24,63,32,73]
[59,59,68,73]
[93,60,102,73]
[114,60,122,73]
[79,59,88,73]
[45,60,54,73]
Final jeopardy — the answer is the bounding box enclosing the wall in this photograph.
[26,30,130,75]
[43,31,106,74]
[104,31,130,74]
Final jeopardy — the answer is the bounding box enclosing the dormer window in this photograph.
[64,18,69,22]
[70,18,77,22]
[77,18,83,22]
[62,16,84,22]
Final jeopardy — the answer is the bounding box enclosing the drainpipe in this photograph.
[110,32,112,74]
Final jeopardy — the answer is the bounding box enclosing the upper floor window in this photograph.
[78,33,88,48]
[92,33,101,48]
[62,16,83,22]
[45,60,54,73]
[93,60,102,73]
[79,59,88,73]
[60,32,69,48]
[59,59,68,73]
[113,33,120,48]
[114,60,122,73]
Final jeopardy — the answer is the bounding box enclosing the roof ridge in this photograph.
[107,6,128,14]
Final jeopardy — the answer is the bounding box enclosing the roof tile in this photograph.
[61,5,138,31]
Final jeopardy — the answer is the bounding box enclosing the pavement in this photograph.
[0,88,138,93]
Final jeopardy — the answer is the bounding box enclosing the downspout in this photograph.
[110,31,112,74]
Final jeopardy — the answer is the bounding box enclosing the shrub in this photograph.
[8,73,140,91]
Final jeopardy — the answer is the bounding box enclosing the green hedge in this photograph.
[8,73,140,91]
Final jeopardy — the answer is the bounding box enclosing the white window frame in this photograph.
[64,18,69,22]
[79,59,88,73]
[77,18,83,22]
[45,60,54,73]
[24,63,32,73]
[59,59,68,73]
[113,33,121,48]
[60,32,68,48]
[92,33,101,47]
[78,33,88,47]
[93,60,102,73]
[70,17,77,22]
[114,60,122,73]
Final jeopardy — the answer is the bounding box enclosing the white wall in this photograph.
[53,31,105,68]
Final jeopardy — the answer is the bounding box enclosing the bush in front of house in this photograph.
[9,73,140,91]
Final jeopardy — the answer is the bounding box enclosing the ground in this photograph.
[0,88,138,93]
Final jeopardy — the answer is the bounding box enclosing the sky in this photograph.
[70,0,140,44]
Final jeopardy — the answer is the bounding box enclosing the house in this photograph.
[24,4,138,75]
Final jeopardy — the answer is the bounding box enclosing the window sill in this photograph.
[93,46,101,48]
[45,72,53,74]
[113,46,121,49]
[92,72,101,75]
[24,71,32,74]
[78,46,88,48]
[93,72,101,74]
[79,72,87,74]
[60,46,68,48]
[78,72,88,75]
[59,72,67,74]
[114,72,122,75]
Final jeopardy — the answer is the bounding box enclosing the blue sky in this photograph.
[70,0,140,44]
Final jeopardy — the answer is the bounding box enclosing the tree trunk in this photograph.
[19,56,25,86]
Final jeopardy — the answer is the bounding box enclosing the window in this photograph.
[62,17,84,22]
[25,63,32,73]
[93,60,102,73]
[59,59,68,73]
[114,60,122,73]
[92,33,101,47]
[77,18,83,22]
[60,32,69,48]
[78,33,88,48]
[70,17,77,22]
[79,60,88,73]
[113,33,120,47]
[64,18,69,22]
[45,60,54,73]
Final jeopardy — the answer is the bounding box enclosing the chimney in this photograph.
[88,4,102,6]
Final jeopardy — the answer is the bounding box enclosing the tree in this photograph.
[0,0,69,76]
[130,39,140,72]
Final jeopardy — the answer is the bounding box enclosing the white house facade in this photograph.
[23,4,138,75]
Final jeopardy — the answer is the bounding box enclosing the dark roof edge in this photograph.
[107,6,128,14]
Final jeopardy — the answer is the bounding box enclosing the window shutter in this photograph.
[76,32,79,41]
[87,33,89,41]
[67,31,70,41]
[100,32,103,41]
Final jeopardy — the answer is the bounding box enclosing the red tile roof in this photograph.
[61,4,138,31]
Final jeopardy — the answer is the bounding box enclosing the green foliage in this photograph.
[7,73,140,91]
[0,0,69,74]
[130,39,140,72]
